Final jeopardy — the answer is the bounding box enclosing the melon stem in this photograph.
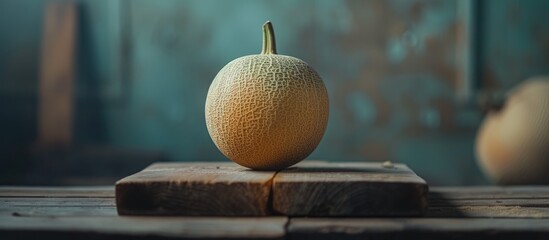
[261,21,277,55]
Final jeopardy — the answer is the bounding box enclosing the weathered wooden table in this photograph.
[1,186,549,239]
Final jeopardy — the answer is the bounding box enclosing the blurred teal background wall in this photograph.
[1,0,549,185]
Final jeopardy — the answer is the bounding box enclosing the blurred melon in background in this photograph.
[476,77,549,185]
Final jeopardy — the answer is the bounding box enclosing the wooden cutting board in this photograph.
[116,161,428,216]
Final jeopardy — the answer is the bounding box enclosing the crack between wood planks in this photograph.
[266,169,282,216]
[264,169,292,239]
[283,216,291,240]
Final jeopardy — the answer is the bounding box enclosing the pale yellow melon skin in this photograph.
[476,78,549,184]
[205,54,329,170]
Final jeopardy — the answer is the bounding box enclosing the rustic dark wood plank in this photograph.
[429,198,549,207]
[6,193,544,219]
[7,186,547,200]
[4,184,549,219]
[0,206,117,217]
[0,188,116,217]
[0,216,287,240]
[430,186,549,200]
[115,162,276,216]
[3,186,549,239]
[272,162,428,217]
[0,197,116,217]
[0,186,114,198]
[427,206,549,218]
[427,186,549,218]
[0,197,114,207]
[288,218,549,240]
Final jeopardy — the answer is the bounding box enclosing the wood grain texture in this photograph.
[288,218,549,240]
[4,186,549,219]
[430,186,549,199]
[37,2,77,147]
[0,216,287,240]
[3,186,549,239]
[272,162,428,216]
[115,162,276,216]
[0,187,116,217]
[427,186,549,218]
[427,206,549,218]
[0,186,114,197]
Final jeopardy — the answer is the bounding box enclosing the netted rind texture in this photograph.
[205,54,329,170]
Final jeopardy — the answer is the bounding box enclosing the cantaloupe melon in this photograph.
[476,77,549,184]
[205,21,329,170]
